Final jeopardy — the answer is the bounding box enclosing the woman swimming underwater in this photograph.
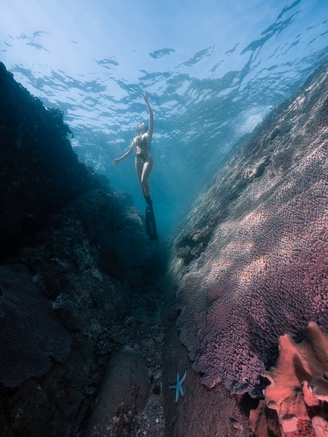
[112,91,158,239]
[112,91,154,206]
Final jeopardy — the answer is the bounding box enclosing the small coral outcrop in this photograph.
[244,155,270,180]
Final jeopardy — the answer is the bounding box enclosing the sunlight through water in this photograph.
[1,0,328,236]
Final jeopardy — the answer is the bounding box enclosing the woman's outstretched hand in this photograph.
[143,91,149,103]
[112,158,120,165]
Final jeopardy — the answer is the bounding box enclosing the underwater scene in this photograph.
[2,0,328,236]
[1,1,328,436]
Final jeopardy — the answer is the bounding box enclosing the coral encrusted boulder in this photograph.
[175,61,328,397]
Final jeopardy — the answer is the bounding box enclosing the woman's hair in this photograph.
[137,122,148,133]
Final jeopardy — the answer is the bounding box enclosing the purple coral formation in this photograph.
[176,64,328,397]
[0,264,72,387]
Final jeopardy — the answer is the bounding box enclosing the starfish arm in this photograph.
[169,371,187,402]
[175,386,179,402]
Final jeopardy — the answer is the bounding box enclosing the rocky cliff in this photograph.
[0,62,159,437]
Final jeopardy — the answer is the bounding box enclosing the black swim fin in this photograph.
[145,203,158,240]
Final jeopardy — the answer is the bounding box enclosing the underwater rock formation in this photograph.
[85,349,150,437]
[173,61,328,399]
[62,188,151,268]
[0,62,154,436]
[0,62,105,255]
[0,264,72,387]
[0,201,146,435]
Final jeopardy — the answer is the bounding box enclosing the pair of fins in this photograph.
[145,202,158,240]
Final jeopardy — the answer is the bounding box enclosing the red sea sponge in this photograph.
[175,63,328,398]
[263,322,328,435]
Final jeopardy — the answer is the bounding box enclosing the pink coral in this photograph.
[263,322,328,435]
[175,63,328,397]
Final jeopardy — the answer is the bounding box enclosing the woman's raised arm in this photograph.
[143,91,154,141]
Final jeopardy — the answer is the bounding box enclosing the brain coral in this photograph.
[176,63,328,397]
[0,264,72,387]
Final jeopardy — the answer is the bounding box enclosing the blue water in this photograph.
[1,0,328,237]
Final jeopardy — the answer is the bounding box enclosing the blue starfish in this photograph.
[169,370,187,402]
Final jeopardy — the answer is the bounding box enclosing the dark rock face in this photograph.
[0,62,154,437]
[0,62,105,253]
[169,60,328,405]
[0,264,72,387]
[61,189,151,268]
[0,203,139,436]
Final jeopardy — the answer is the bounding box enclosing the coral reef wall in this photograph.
[172,61,328,398]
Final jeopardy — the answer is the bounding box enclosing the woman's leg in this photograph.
[141,157,153,197]
[135,157,145,194]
